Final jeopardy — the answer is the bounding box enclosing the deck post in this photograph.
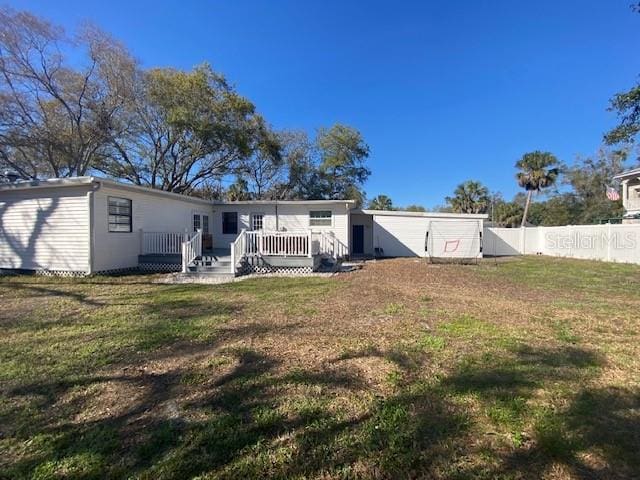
[139,229,144,255]
[181,241,188,273]
[307,230,312,257]
[230,241,236,275]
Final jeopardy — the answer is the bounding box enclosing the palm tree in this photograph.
[445,180,490,214]
[226,177,252,201]
[515,151,559,226]
[368,194,393,210]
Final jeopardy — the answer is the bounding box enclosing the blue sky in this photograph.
[10,0,640,207]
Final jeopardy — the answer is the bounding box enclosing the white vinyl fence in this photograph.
[484,224,640,264]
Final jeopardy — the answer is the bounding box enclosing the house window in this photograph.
[309,210,332,226]
[223,212,238,234]
[193,214,201,232]
[108,197,132,232]
[202,215,209,234]
[251,213,264,231]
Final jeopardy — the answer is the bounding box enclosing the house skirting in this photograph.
[241,264,314,275]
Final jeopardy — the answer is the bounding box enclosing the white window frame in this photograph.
[192,211,210,233]
[108,196,132,233]
[251,213,265,231]
[309,210,332,227]
[192,213,201,232]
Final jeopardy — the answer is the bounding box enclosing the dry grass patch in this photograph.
[0,256,639,479]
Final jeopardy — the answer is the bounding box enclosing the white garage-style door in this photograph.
[372,214,429,257]
[368,211,484,258]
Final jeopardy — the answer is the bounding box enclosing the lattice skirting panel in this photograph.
[241,263,313,275]
[94,267,140,275]
[139,263,182,273]
[0,268,88,277]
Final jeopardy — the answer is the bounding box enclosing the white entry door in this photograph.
[193,212,212,249]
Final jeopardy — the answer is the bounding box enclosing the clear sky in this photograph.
[9,0,640,207]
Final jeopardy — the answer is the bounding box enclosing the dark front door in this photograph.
[352,225,364,255]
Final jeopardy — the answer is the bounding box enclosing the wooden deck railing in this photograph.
[311,231,348,258]
[141,231,191,255]
[230,230,347,274]
[181,230,202,273]
[237,230,313,257]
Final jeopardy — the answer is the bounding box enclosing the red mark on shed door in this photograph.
[444,240,460,253]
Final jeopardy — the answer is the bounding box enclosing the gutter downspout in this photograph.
[87,180,100,275]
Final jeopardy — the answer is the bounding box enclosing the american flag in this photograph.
[606,186,621,201]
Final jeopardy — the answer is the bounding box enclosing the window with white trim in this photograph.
[309,210,332,226]
[251,213,264,231]
[108,197,132,232]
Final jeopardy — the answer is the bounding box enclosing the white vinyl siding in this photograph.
[212,203,350,250]
[92,185,214,272]
[373,215,430,257]
[0,186,90,272]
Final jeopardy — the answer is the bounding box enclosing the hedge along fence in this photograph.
[483,224,640,264]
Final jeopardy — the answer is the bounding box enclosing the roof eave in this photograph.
[357,209,488,219]
[614,168,640,180]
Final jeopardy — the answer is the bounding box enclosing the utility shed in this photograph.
[353,210,487,258]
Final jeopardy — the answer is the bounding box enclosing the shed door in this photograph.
[352,225,364,254]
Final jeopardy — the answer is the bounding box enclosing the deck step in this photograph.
[188,265,233,274]
[173,272,236,283]
[194,260,231,267]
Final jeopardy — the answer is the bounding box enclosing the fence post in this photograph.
[606,223,612,262]
[519,227,525,255]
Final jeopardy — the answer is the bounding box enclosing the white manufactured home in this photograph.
[0,177,486,276]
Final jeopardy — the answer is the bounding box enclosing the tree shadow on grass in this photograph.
[504,385,640,480]
[3,282,106,308]
[443,344,640,479]
[5,323,637,479]
[2,337,472,479]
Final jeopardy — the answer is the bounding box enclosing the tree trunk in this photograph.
[521,190,533,227]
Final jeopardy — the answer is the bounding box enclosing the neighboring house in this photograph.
[0,176,486,276]
[614,168,640,222]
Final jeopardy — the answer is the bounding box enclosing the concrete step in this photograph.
[188,265,233,274]
[195,259,231,267]
[172,272,236,284]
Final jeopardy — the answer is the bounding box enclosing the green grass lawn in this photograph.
[1,256,639,479]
